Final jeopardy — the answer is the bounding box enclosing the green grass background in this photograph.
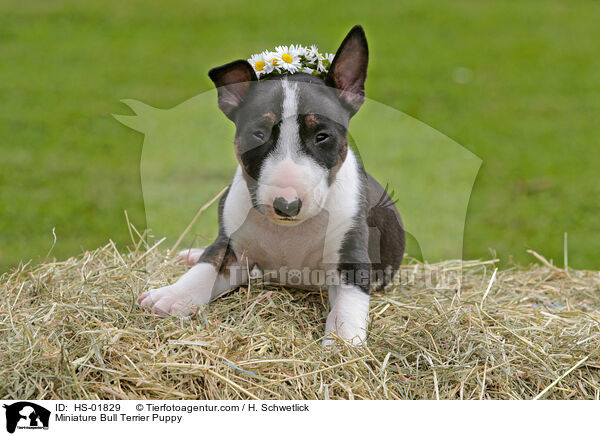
[1,0,599,271]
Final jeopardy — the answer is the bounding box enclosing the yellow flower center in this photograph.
[282,53,293,63]
[271,58,278,66]
[255,61,265,71]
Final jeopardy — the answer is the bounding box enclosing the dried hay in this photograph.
[1,230,599,400]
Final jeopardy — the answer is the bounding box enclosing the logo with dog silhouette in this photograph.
[2,402,50,433]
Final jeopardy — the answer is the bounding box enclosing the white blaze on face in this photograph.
[279,79,300,153]
[257,79,329,224]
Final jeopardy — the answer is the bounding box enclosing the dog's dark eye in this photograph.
[315,133,329,144]
[253,131,265,141]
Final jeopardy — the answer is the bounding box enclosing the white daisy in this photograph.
[309,49,330,73]
[306,44,320,62]
[315,53,326,72]
[262,50,281,73]
[248,52,268,77]
[259,50,277,74]
[274,45,302,73]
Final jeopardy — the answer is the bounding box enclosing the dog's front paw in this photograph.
[322,314,367,348]
[139,263,218,317]
[138,285,202,317]
[322,286,369,348]
[177,248,205,266]
[322,329,367,348]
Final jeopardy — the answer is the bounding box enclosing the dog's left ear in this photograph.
[208,60,257,121]
[326,25,369,115]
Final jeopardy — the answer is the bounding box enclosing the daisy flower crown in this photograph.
[248,44,335,80]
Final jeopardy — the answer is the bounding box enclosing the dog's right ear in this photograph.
[208,60,257,121]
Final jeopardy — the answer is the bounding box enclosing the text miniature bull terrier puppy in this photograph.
[139,25,405,346]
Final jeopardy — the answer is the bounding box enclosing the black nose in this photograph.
[273,197,302,217]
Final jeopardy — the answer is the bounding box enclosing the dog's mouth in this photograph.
[255,203,314,226]
[275,217,300,225]
[268,214,302,226]
[256,206,302,225]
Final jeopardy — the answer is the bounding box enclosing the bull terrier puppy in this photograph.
[139,25,405,346]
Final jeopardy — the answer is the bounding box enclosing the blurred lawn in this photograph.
[1,0,599,270]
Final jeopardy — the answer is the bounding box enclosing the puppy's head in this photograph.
[209,25,368,226]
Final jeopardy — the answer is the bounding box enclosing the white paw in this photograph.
[322,309,367,347]
[177,248,206,266]
[139,263,218,317]
[249,264,263,279]
[322,285,369,348]
[322,326,367,348]
[138,285,201,317]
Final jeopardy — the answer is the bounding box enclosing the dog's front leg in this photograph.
[322,216,373,347]
[139,239,243,316]
[323,283,370,347]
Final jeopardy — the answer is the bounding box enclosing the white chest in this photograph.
[229,208,334,271]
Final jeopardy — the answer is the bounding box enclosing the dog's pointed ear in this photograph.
[208,60,257,121]
[326,25,369,115]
